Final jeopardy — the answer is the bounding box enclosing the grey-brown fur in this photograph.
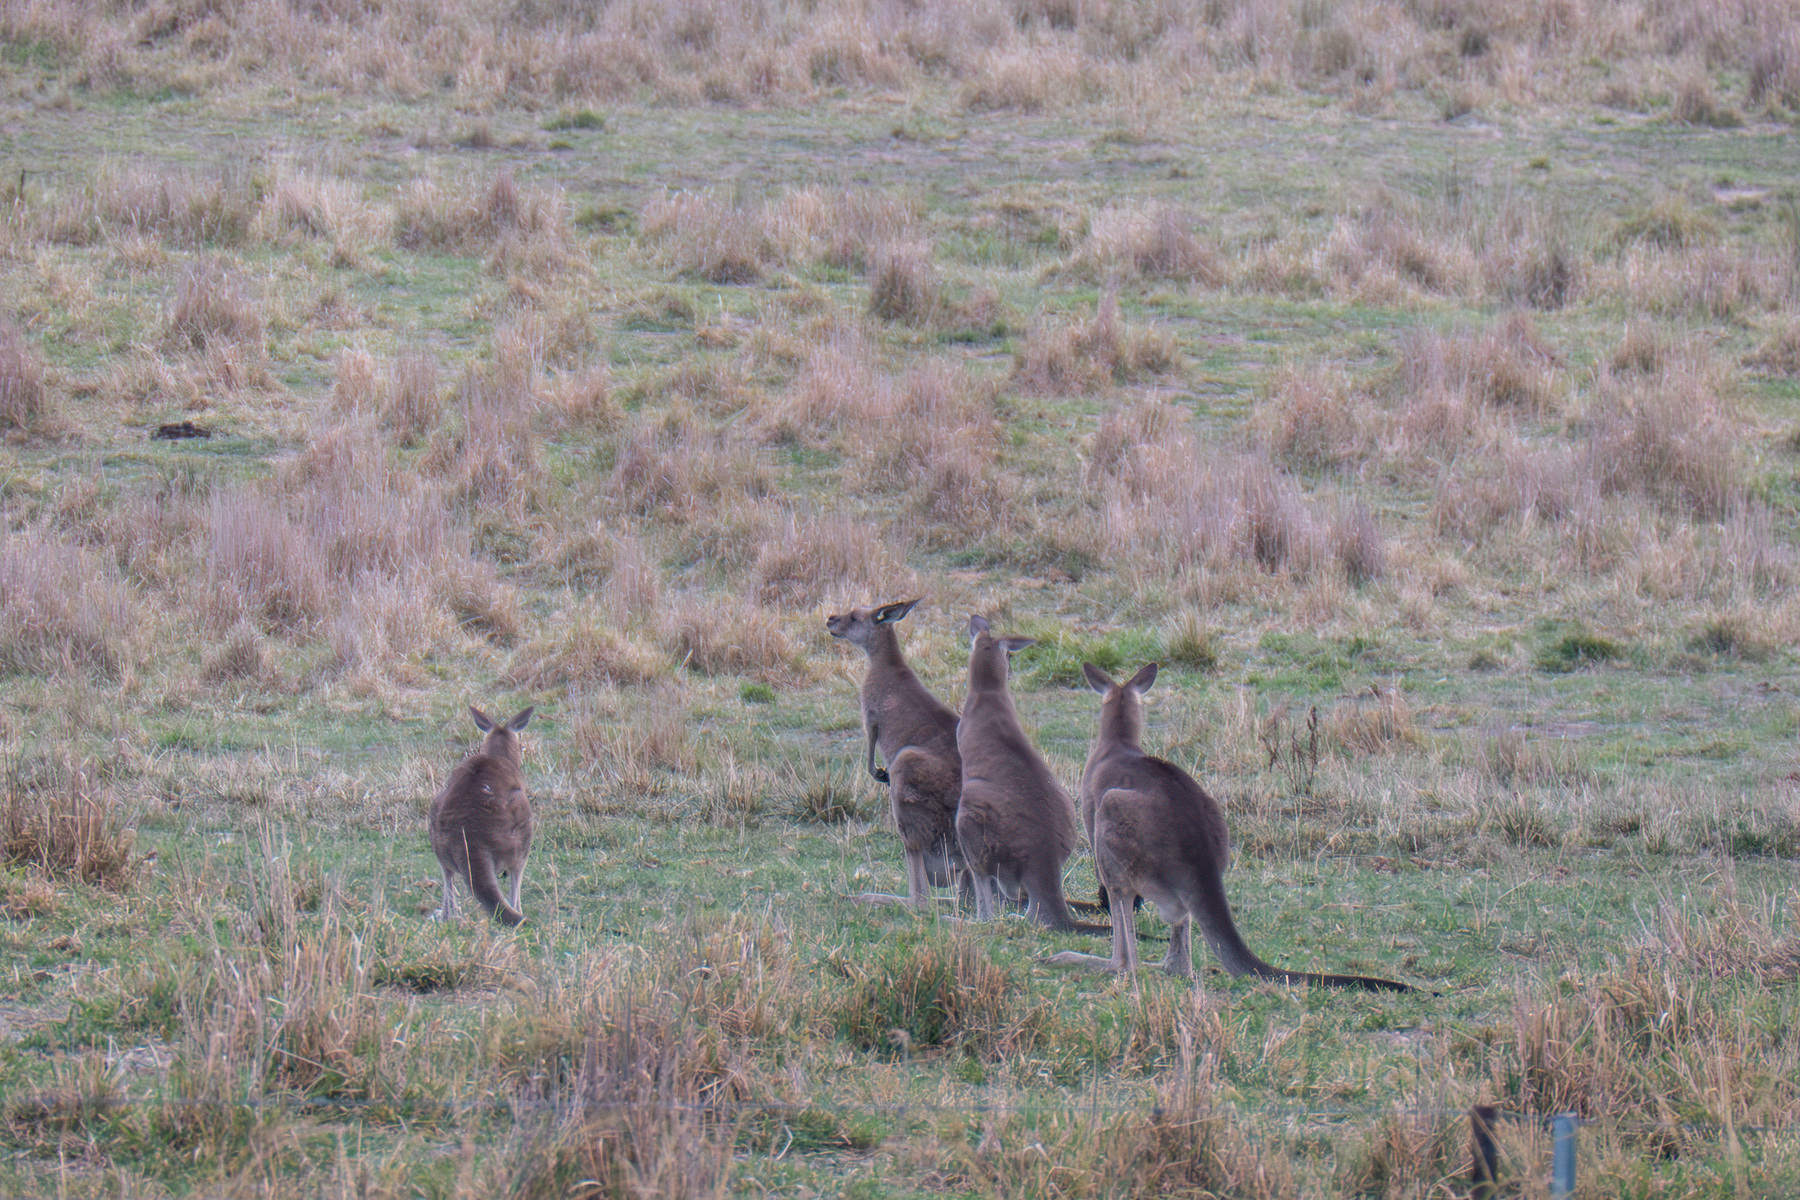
[1046,664,1412,991]
[826,600,963,906]
[430,705,534,926]
[954,615,1106,934]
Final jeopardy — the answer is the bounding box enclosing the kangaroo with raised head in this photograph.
[955,615,1108,935]
[430,705,534,926]
[826,600,964,907]
[1045,663,1413,991]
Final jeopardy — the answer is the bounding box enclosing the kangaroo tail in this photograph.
[468,847,526,926]
[1284,969,1414,993]
[1195,873,1409,992]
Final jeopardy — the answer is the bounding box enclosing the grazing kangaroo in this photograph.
[826,600,964,907]
[1046,663,1412,992]
[955,615,1108,935]
[430,706,534,926]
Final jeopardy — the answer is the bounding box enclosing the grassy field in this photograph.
[4,0,1800,1194]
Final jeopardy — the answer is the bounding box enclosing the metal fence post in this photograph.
[1551,1114,1578,1198]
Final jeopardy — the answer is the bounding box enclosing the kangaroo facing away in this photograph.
[826,600,964,907]
[430,706,534,926]
[955,615,1108,935]
[1045,663,1412,991]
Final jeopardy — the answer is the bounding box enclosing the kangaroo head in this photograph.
[967,615,1035,689]
[470,705,533,765]
[826,599,921,652]
[1084,662,1157,744]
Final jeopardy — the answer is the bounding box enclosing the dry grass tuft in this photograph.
[202,621,270,684]
[395,170,574,275]
[429,366,544,517]
[1071,202,1224,286]
[46,164,255,248]
[1472,724,1591,789]
[750,512,915,608]
[1582,374,1744,519]
[1325,196,1471,300]
[961,45,1094,113]
[502,599,665,690]
[3,756,139,890]
[659,597,802,683]
[1085,403,1386,586]
[381,349,443,447]
[867,241,942,324]
[0,529,144,682]
[165,258,264,359]
[204,490,331,635]
[772,186,917,270]
[1014,292,1179,395]
[830,932,1021,1057]
[1400,317,1559,415]
[1611,194,1719,252]
[572,684,697,790]
[0,327,51,432]
[1745,318,1800,376]
[1258,366,1372,472]
[1326,685,1416,756]
[639,190,766,284]
[607,414,772,524]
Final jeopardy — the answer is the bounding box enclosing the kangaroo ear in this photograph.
[1082,662,1116,694]
[999,636,1036,656]
[968,614,990,637]
[507,706,535,732]
[874,599,921,625]
[470,706,495,733]
[1127,663,1159,694]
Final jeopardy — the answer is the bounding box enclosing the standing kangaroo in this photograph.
[1045,663,1412,991]
[826,600,964,906]
[955,615,1108,935]
[430,706,534,926]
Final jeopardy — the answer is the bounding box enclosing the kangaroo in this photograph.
[955,615,1109,935]
[1045,663,1412,991]
[826,600,964,907]
[430,705,534,926]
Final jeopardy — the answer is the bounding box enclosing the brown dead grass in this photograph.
[608,412,773,524]
[658,597,803,683]
[395,170,573,277]
[1085,399,1385,586]
[1258,366,1373,473]
[1746,318,1800,376]
[428,366,544,517]
[1070,202,1224,287]
[572,683,697,789]
[868,241,942,325]
[2,755,140,890]
[502,598,666,690]
[1013,292,1179,396]
[0,327,51,432]
[381,349,443,448]
[0,529,144,683]
[640,191,768,284]
[750,512,916,608]
[165,258,265,359]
